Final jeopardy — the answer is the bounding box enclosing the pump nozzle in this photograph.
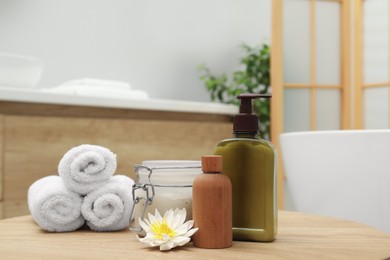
[234,93,271,133]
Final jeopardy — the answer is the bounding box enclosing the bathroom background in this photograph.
[0,0,389,127]
[0,0,390,219]
[0,0,271,101]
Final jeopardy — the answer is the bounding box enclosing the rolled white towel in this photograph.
[28,176,84,232]
[58,144,117,195]
[81,175,134,231]
[60,78,132,90]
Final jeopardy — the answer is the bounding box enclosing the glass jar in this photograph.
[130,160,201,232]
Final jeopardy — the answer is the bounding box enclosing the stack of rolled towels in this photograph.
[27,144,134,232]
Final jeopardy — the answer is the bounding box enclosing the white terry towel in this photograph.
[39,78,149,100]
[60,78,132,90]
[41,85,149,100]
[58,144,117,195]
[81,175,134,231]
[76,87,149,100]
[28,176,84,232]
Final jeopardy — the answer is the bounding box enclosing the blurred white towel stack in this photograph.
[41,78,149,100]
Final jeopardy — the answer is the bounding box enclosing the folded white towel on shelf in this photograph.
[40,84,149,100]
[60,78,132,90]
[81,175,134,231]
[39,77,150,100]
[58,144,117,195]
[76,87,149,100]
[28,176,84,232]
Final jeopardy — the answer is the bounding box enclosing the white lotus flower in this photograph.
[137,208,199,251]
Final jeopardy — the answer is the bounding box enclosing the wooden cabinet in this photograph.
[0,101,233,218]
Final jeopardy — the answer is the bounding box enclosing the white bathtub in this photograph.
[280,130,390,233]
[0,86,238,115]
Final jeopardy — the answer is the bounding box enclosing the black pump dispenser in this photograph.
[233,93,272,133]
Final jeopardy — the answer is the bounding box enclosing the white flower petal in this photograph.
[150,239,166,246]
[165,209,175,227]
[171,209,186,230]
[143,217,151,226]
[147,212,155,222]
[155,209,163,220]
[173,221,194,235]
[138,235,160,247]
[184,220,194,228]
[138,218,151,233]
[160,241,176,251]
[138,235,155,243]
[139,234,165,245]
[170,217,181,230]
[178,208,186,222]
[142,241,156,247]
[171,236,191,246]
[173,224,189,236]
[162,234,171,241]
[185,227,199,237]
[173,220,195,235]
[164,208,173,218]
[148,212,161,224]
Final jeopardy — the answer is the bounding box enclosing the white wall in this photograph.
[0,0,271,101]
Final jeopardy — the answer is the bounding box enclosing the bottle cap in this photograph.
[233,93,272,133]
[201,155,222,173]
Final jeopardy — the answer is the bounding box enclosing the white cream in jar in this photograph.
[130,160,201,232]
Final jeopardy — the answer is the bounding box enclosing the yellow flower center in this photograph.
[150,219,177,240]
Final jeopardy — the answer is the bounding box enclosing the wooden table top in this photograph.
[0,211,389,259]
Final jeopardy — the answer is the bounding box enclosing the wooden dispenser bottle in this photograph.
[192,155,232,249]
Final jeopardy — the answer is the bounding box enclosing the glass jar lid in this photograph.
[135,160,201,186]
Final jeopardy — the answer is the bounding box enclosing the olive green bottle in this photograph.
[214,93,277,242]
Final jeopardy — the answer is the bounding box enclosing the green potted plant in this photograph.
[198,43,271,140]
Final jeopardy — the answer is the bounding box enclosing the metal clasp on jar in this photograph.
[129,164,200,232]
